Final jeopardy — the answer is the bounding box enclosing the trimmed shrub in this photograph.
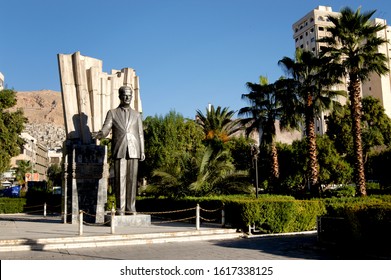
[224,197,325,233]
[0,198,27,213]
[320,197,391,257]
[137,195,326,233]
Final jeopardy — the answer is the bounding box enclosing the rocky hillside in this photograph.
[13,90,66,149]
[15,90,64,126]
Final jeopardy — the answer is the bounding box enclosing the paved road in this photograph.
[0,233,337,260]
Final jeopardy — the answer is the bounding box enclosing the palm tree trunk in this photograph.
[349,75,367,196]
[306,95,320,196]
[269,141,280,193]
[270,142,279,179]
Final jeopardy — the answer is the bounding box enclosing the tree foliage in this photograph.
[326,96,391,163]
[277,136,353,195]
[0,89,27,174]
[142,111,204,182]
[142,111,252,198]
[195,105,241,150]
[13,160,32,186]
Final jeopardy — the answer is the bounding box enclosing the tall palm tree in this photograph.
[319,7,389,196]
[279,49,344,196]
[195,105,241,150]
[239,76,299,190]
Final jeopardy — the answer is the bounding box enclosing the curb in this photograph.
[0,229,243,252]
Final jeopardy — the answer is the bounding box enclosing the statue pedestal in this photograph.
[104,214,151,227]
[63,142,109,224]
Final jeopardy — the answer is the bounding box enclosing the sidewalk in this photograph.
[0,214,243,252]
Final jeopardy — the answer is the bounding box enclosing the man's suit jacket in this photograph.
[100,106,144,159]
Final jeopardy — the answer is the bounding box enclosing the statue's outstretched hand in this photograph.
[92,131,103,140]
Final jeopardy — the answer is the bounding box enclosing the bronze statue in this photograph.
[93,86,145,215]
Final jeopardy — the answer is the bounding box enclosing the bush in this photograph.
[0,198,26,213]
[137,195,326,233]
[319,197,391,257]
[224,197,326,233]
[322,185,356,198]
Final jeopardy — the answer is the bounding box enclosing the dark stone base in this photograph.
[104,214,151,227]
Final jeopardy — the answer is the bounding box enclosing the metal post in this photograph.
[251,144,259,198]
[79,210,83,236]
[111,205,115,234]
[221,208,225,228]
[255,156,259,198]
[43,203,47,217]
[196,204,200,230]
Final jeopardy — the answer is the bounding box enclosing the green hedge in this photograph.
[223,197,326,233]
[0,193,62,215]
[137,195,326,233]
[326,195,391,244]
[319,196,391,256]
[0,198,27,213]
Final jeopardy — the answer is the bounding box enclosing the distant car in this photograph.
[52,186,62,195]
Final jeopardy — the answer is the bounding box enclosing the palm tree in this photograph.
[239,76,299,191]
[195,105,241,150]
[278,49,344,196]
[149,146,251,197]
[189,146,251,195]
[14,160,33,187]
[319,7,389,196]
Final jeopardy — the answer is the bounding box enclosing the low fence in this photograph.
[18,203,225,236]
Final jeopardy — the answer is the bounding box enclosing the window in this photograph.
[319,27,324,31]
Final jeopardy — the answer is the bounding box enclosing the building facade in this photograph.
[10,132,49,182]
[0,72,4,90]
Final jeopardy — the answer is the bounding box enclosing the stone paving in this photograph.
[0,214,384,260]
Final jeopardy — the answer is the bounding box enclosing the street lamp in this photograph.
[251,144,259,198]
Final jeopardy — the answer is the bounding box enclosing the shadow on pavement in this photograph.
[210,233,391,260]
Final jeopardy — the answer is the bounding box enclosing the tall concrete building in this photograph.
[0,72,4,90]
[293,6,391,132]
[10,133,49,182]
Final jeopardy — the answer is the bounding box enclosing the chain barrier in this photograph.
[199,206,222,213]
[12,201,225,235]
[136,207,197,215]
[150,216,197,224]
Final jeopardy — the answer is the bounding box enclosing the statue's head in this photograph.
[118,86,133,107]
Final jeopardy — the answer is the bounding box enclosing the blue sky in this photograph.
[1,0,390,118]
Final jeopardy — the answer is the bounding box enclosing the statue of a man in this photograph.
[93,86,145,215]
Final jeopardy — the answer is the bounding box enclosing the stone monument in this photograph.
[57,51,148,226]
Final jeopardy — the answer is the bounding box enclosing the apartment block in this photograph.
[293,5,391,133]
[10,132,48,181]
[0,72,4,90]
